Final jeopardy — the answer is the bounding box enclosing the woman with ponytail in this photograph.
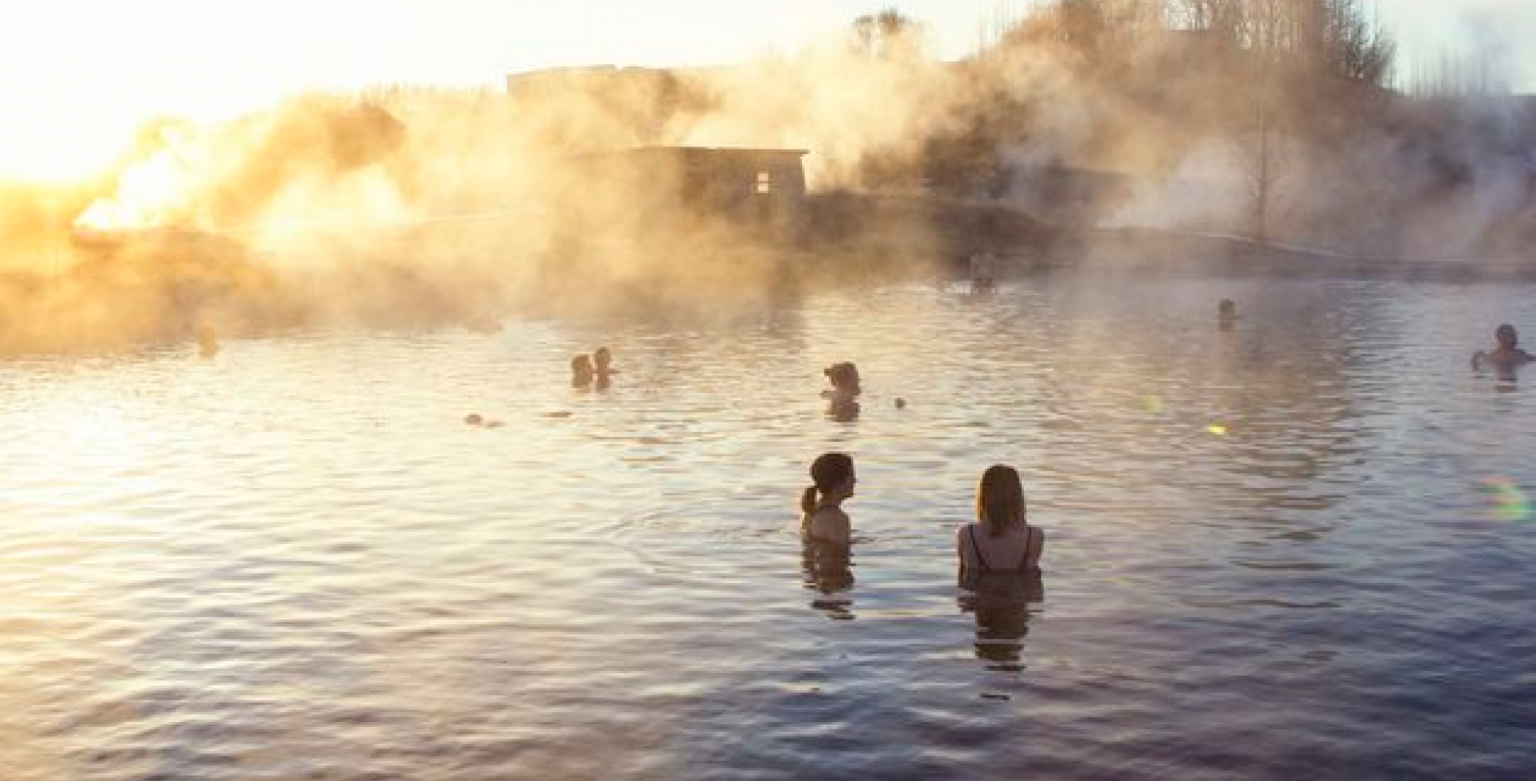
[800,452,856,546]
[957,465,1044,574]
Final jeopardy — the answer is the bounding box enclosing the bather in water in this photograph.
[800,452,856,548]
[1218,299,1238,331]
[1472,324,1533,373]
[957,465,1045,578]
[571,354,595,388]
[593,346,615,389]
[822,362,861,420]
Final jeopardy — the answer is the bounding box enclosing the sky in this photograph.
[1,0,1532,180]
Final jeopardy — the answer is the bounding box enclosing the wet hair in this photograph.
[824,362,860,391]
[1496,324,1517,346]
[976,465,1026,538]
[801,452,854,515]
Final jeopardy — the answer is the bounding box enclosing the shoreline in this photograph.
[803,193,1536,283]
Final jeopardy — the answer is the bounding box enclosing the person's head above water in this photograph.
[571,354,594,386]
[801,452,856,515]
[1496,324,1518,350]
[824,362,861,392]
[1219,299,1236,317]
[594,347,612,372]
[976,464,1026,538]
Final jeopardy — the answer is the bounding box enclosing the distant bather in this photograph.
[822,361,861,419]
[1218,299,1238,331]
[571,354,595,388]
[1472,324,1533,371]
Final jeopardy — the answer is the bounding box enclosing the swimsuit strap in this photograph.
[1016,525,1035,572]
[967,524,992,573]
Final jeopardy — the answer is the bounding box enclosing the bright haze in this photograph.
[2,0,1535,358]
[1,1,1531,181]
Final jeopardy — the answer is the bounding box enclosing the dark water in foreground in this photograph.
[2,276,1534,780]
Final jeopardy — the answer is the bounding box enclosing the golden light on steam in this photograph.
[75,132,198,231]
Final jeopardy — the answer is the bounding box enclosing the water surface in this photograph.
[3,276,1534,780]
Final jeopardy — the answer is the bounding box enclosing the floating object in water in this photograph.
[544,411,573,419]
[895,397,907,409]
[1142,394,1165,415]
[1206,423,1228,437]
[197,324,220,357]
[1479,477,1532,522]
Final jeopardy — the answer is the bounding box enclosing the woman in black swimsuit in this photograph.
[957,464,1044,576]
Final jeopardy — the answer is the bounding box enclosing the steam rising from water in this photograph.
[1,10,1534,356]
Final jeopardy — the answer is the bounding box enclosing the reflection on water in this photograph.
[959,570,1044,672]
[801,539,855,620]
[2,276,1536,779]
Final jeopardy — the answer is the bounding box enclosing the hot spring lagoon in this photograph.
[2,274,1534,780]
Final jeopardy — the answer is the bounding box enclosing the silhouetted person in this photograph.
[571,354,594,388]
[822,362,861,420]
[1218,299,1238,331]
[1472,324,1533,372]
[801,452,856,547]
[593,346,615,389]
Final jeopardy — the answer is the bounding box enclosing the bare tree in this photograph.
[1232,31,1292,245]
[852,8,925,60]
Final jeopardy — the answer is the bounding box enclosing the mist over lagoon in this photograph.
[4,3,1536,779]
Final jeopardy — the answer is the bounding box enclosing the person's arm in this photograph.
[830,511,852,546]
[1030,527,1047,569]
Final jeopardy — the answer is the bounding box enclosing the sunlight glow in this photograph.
[0,1,1528,184]
[75,128,198,231]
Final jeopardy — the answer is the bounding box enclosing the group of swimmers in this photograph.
[795,307,1529,580]
[571,346,616,388]
[801,453,1045,576]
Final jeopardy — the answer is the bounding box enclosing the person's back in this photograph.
[957,465,1044,575]
[957,521,1042,573]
